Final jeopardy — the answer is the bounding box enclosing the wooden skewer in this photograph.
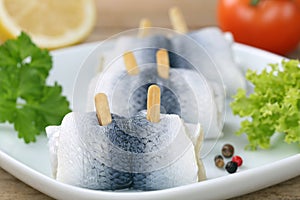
[123,51,139,75]
[94,93,112,126]
[169,6,188,34]
[156,48,170,79]
[138,18,152,38]
[147,85,161,123]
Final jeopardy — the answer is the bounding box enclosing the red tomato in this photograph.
[217,0,300,55]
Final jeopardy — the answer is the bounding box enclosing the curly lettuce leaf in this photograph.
[231,60,300,150]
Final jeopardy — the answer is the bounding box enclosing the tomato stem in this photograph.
[250,0,260,6]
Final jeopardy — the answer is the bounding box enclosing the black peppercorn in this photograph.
[214,155,224,168]
[222,144,234,158]
[225,161,238,173]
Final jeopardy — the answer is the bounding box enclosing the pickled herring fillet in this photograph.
[110,65,198,121]
[46,112,136,190]
[171,27,246,97]
[121,65,223,138]
[46,111,205,190]
[87,58,224,139]
[97,27,244,99]
[86,34,171,112]
[118,111,203,190]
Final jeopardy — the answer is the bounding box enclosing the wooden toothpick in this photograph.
[156,48,170,79]
[94,93,112,126]
[138,18,152,38]
[123,51,139,75]
[147,85,161,123]
[169,6,188,34]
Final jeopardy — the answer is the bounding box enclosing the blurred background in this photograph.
[0,0,299,57]
[90,0,218,41]
[88,0,299,58]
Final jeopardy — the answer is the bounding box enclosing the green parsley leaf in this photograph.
[231,60,300,150]
[0,32,71,143]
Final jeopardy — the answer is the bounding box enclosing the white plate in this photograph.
[0,42,299,200]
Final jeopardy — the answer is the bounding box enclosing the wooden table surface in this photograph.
[0,1,299,199]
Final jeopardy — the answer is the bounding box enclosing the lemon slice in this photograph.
[0,0,96,49]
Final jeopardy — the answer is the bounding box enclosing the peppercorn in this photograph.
[225,161,238,174]
[222,144,234,158]
[232,155,243,167]
[214,155,225,168]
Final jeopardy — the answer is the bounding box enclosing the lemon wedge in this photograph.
[0,0,96,49]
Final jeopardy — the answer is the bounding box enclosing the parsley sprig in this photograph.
[0,32,71,143]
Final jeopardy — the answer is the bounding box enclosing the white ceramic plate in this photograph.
[0,42,299,200]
